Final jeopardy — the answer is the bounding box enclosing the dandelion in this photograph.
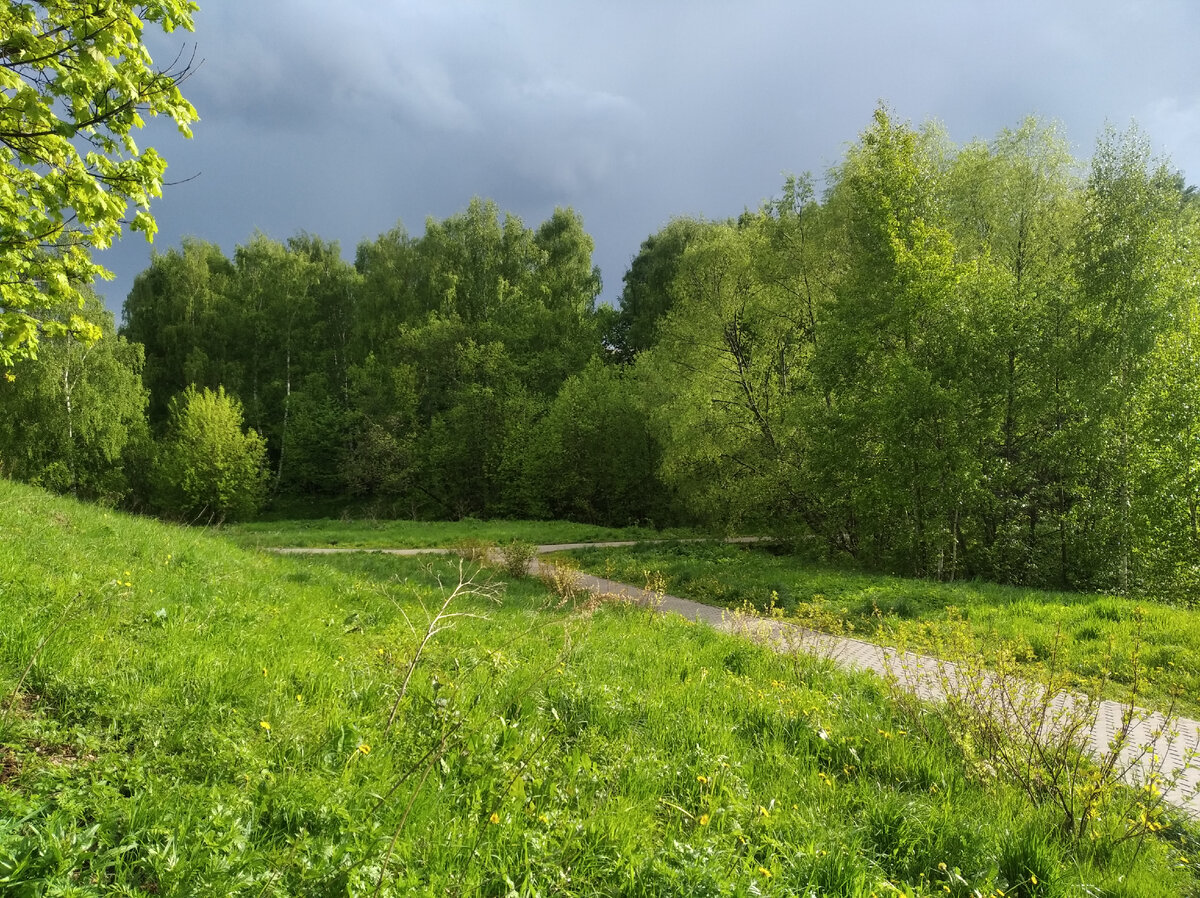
[262,667,268,677]
[758,805,770,817]
[1030,875,1037,885]
[259,721,271,732]
[296,694,303,703]
[357,743,370,755]
[699,814,710,826]
[938,862,947,871]
[697,775,708,784]
[757,867,772,879]
[489,812,500,825]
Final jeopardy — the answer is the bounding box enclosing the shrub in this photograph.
[155,386,269,522]
[498,540,537,578]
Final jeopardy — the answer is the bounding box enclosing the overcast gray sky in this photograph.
[98,0,1200,314]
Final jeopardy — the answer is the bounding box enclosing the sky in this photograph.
[97,0,1200,315]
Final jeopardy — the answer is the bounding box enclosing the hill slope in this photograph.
[0,480,1196,896]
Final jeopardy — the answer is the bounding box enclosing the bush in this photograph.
[498,540,537,578]
[155,386,268,522]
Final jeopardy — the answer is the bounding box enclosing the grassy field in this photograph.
[224,516,703,550]
[2,483,1198,896]
[558,541,1200,719]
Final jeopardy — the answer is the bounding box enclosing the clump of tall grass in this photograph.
[496,539,537,578]
[884,610,1200,851]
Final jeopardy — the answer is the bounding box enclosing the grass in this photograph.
[1,479,1198,896]
[558,541,1200,719]
[223,516,703,550]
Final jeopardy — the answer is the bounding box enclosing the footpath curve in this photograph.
[271,540,1200,817]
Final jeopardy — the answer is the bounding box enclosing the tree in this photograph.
[122,237,235,422]
[155,385,268,522]
[0,289,148,501]
[1073,126,1178,591]
[0,0,198,365]
[609,217,711,363]
[530,358,671,525]
[941,119,1082,585]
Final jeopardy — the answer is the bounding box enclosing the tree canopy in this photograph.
[9,104,1200,599]
[0,0,198,365]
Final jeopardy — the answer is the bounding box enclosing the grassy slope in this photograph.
[0,481,1196,896]
[559,542,1200,719]
[223,517,703,549]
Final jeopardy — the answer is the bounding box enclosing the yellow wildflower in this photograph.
[699,814,710,826]
[489,812,500,825]
[259,721,271,732]
[357,744,371,755]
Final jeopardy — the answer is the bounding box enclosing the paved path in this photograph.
[273,541,1200,817]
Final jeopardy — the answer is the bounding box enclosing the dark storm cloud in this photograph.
[101,0,1200,313]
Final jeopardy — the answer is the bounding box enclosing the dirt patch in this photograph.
[29,741,97,768]
[0,747,19,785]
[1,690,42,719]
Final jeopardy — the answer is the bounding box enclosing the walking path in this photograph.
[272,540,1200,817]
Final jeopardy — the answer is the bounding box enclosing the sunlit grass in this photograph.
[559,541,1200,719]
[222,516,703,549]
[1,480,1197,896]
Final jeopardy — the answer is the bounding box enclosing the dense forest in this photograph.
[5,109,1200,598]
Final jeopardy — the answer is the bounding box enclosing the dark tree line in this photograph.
[114,198,671,523]
[5,108,1200,599]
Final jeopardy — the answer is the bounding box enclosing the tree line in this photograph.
[4,108,1199,599]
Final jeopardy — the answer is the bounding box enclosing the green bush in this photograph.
[155,386,268,522]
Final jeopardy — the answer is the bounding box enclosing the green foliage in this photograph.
[609,216,713,362]
[99,107,1200,600]
[122,199,612,519]
[627,107,1200,597]
[0,0,198,365]
[531,358,671,524]
[154,385,268,522]
[0,292,148,502]
[497,539,537,578]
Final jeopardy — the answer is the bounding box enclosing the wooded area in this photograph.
[5,108,1199,598]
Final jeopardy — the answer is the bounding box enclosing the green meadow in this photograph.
[559,542,1200,720]
[223,517,702,550]
[2,480,1199,896]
